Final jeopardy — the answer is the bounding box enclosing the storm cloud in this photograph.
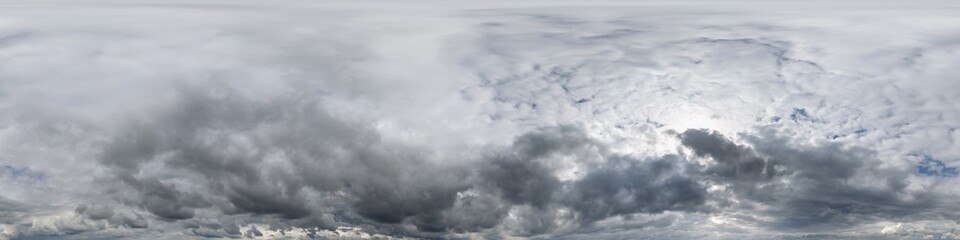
[1,0,960,239]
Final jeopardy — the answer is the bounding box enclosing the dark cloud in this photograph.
[481,126,591,208]
[680,129,955,230]
[84,85,728,237]
[87,83,475,236]
[75,204,113,221]
[0,195,29,224]
[34,82,957,238]
[562,155,706,222]
[680,129,778,182]
[3,2,959,239]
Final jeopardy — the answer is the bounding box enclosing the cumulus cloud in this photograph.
[680,129,956,230]
[1,0,959,239]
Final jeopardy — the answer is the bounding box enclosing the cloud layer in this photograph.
[1,1,959,239]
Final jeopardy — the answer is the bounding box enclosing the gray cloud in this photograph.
[680,129,956,231]
[562,154,706,222]
[62,84,721,237]
[1,1,959,239]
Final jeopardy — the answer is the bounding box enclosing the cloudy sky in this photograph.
[1,0,960,239]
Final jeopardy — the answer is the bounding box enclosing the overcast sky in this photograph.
[1,1,960,239]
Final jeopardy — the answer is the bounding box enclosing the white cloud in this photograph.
[1,1,959,239]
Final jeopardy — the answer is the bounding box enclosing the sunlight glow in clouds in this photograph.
[1,0,960,239]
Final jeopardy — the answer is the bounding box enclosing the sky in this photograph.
[1,0,960,239]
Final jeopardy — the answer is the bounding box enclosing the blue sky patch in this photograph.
[914,155,959,177]
[1,164,46,184]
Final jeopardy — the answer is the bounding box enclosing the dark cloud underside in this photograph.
[1,1,959,239]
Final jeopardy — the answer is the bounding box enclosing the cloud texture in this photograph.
[1,1,960,239]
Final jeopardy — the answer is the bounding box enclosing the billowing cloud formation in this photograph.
[681,129,955,230]
[1,0,960,239]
